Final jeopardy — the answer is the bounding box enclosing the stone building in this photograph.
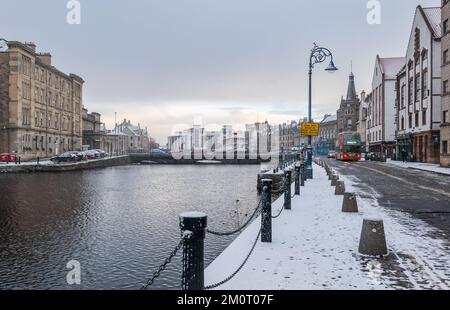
[357,91,369,153]
[279,120,307,151]
[396,6,442,164]
[441,0,450,167]
[367,55,405,158]
[109,119,150,154]
[0,41,84,160]
[82,108,110,151]
[337,73,360,133]
[316,114,337,155]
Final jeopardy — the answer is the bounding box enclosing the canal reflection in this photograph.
[0,165,260,289]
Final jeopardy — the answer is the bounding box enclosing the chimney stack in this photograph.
[37,53,52,66]
[24,42,36,53]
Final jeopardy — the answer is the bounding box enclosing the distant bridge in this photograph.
[128,153,272,165]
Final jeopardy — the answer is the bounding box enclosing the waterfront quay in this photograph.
[203,162,450,290]
[0,153,272,174]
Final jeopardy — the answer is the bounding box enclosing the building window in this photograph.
[422,70,428,99]
[409,114,412,128]
[443,110,448,123]
[422,111,426,126]
[444,19,449,34]
[401,116,405,130]
[445,50,450,64]
[444,80,449,94]
[401,84,406,108]
[415,74,421,102]
[415,113,419,127]
[443,141,449,154]
[408,78,414,104]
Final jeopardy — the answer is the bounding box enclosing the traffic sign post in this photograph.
[301,123,320,137]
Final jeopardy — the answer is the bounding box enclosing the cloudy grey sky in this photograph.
[0,0,441,142]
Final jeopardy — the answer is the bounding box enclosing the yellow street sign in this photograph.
[301,122,320,137]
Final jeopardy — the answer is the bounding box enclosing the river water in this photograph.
[0,164,261,289]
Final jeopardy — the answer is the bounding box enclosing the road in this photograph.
[322,158,450,239]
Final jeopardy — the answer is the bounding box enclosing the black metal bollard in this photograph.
[180,212,207,290]
[284,170,292,210]
[300,163,305,186]
[261,179,272,243]
[302,162,307,183]
[295,165,300,195]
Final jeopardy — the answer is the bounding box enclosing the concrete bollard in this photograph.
[335,181,345,195]
[330,174,339,186]
[328,171,335,180]
[358,218,388,256]
[342,192,359,213]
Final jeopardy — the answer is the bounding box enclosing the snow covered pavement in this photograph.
[204,163,450,290]
[387,160,450,176]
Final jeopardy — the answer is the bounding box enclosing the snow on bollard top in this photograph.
[180,211,207,219]
[363,216,383,222]
[261,179,273,183]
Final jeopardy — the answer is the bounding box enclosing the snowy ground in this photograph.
[205,163,450,290]
[387,160,450,176]
[0,159,52,167]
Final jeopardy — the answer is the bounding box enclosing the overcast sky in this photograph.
[0,0,441,143]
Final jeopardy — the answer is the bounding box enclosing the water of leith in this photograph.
[0,164,260,289]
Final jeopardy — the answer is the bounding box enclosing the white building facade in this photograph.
[367,55,405,158]
[396,6,442,163]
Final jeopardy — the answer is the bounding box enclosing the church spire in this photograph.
[346,72,357,101]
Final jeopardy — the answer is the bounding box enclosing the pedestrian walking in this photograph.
[401,148,407,163]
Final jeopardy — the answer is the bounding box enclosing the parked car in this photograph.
[82,150,97,160]
[51,152,78,164]
[0,153,17,163]
[92,149,107,158]
[67,151,85,161]
[327,151,336,159]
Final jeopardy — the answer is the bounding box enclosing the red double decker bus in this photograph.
[335,132,362,161]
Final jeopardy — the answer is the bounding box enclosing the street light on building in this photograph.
[306,43,338,179]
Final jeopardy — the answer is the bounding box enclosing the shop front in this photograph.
[396,133,413,162]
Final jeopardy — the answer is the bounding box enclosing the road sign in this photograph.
[301,122,320,137]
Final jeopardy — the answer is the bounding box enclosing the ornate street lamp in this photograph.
[306,43,338,179]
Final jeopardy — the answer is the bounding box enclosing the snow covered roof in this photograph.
[421,7,442,38]
[321,114,337,124]
[379,57,405,80]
